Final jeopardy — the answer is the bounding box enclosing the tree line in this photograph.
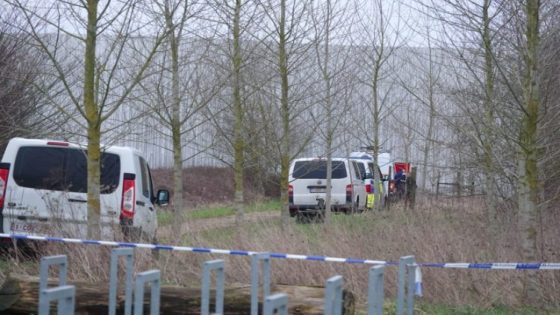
[1,0,559,303]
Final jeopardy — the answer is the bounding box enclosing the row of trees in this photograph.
[1,0,558,302]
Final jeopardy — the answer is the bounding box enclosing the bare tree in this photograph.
[517,0,541,304]
[355,0,403,210]
[257,0,317,225]
[310,0,355,223]
[138,0,218,228]
[0,8,55,150]
[7,0,167,238]
[422,0,505,222]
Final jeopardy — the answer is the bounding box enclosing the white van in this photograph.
[350,151,391,204]
[288,158,366,216]
[350,159,384,210]
[0,138,169,240]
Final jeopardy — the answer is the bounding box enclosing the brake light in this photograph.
[365,184,372,193]
[0,163,10,209]
[346,184,352,202]
[121,173,136,219]
[288,185,293,204]
[47,141,69,147]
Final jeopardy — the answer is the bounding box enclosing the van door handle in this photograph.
[68,198,87,203]
[136,201,145,207]
[149,207,154,212]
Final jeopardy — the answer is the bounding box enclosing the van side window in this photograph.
[367,163,375,176]
[138,157,150,199]
[352,162,362,179]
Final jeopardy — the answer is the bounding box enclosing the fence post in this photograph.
[368,265,384,315]
[109,247,134,315]
[325,275,343,315]
[251,253,271,315]
[396,255,415,315]
[134,270,161,315]
[406,263,418,315]
[263,293,288,315]
[38,285,76,315]
[201,259,225,315]
[39,255,68,314]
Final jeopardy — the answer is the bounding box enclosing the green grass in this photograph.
[157,199,281,225]
[353,302,541,315]
[189,205,234,219]
[157,210,174,226]
[415,304,540,315]
[187,199,280,220]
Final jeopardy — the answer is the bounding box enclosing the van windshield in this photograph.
[13,146,120,194]
[292,160,347,179]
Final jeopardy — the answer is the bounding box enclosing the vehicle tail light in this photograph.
[346,184,352,203]
[365,184,372,193]
[0,163,10,210]
[120,173,136,220]
[47,141,69,147]
[288,184,293,204]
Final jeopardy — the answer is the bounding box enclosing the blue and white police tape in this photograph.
[1,233,560,271]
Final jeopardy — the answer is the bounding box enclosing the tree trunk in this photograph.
[164,2,186,228]
[421,38,436,191]
[372,54,382,211]
[84,0,101,240]
[279,0,291,227]
[233,0,245,224]
[518,0,541,304]
[482,0,497,222]
[0,274,355,315]
[323,0,333,225]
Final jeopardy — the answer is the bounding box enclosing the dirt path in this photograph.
[158,211,278,237]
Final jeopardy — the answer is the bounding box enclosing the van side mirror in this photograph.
[156,189,170,206]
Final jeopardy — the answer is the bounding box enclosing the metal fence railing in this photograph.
[34,249,418,315]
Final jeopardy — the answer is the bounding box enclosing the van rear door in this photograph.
[291,160,349,206]
[4,145,121,237]
[5,146,88,236]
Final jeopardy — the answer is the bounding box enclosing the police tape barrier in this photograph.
[1,233,560,270]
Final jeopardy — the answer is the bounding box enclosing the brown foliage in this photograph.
[151,167,280,207]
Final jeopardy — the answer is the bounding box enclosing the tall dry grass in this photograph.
[2,196,559,311]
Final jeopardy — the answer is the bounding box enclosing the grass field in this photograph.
[2,196,559,314]
[154,197,559,313]
[157,198,281,225]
